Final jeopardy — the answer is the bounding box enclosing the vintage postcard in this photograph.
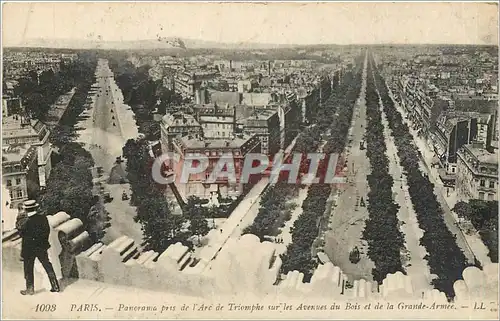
[1,1,499,319]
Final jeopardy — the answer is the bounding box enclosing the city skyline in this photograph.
[2,4,498,316]
[2,2,499,48]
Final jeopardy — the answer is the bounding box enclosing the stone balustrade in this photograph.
[2,212,498,303]
[2,211,90,290]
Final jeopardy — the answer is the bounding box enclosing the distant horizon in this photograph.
[4,36,499,51]
[2,2,498,47]
[5,34,499,48]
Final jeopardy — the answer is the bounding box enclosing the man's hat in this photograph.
[23,200,39,217]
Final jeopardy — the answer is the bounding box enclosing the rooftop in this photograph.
[437,111,492,134]
[241,92,274,107]
[210,91,241,106]
[2,144,31,163]
[178,134,254,150]
[192,103,234,116]
[2,115,39,140]
[243,108,277,123]
[454,97,498,114]
[162,112,200,127]
[2,143,36,165]
[463,144,498,164]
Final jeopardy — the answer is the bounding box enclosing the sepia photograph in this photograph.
[1,1,499,319]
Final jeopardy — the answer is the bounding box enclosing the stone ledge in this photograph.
[3,213,498,302]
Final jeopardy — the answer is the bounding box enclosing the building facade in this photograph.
[456,144,498,201]
[241,109,281,156]
[160,112,203,155]
[2,115,52,208]
[160,111,262,200]
[431,111,492,182]
[169,134,261,200]
[193,104,236,139]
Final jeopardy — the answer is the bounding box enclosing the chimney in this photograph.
[195,88,201,105]
[486,110,497,153]
[201,88,207,104]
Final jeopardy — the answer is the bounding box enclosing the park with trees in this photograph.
[122,138,212,252]
[453,200,498,263]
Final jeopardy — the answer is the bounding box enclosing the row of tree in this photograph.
[37,143,101,240]
[123,138,212,252]
[241,70,350,245]
[35,55,103,241]
[363,60,405,283]
[13,53,96,121]
[280,55,365,281]
[242,183,297,241]
[295,67,361,156]
[50,54,98,147]
[108,57,183,140]
[292,67,361,178]
[280,184,331,281]
[453,200,498,263]
[370,53,469,298]
[241,68,350,247]
[322,68,362,155]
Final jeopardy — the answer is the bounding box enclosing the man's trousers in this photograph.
[23,250,57,289]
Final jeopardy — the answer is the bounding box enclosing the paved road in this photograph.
[324,52,375,281]
[100,184,143,245]
[78,59,143,246]
[87,59,126,172]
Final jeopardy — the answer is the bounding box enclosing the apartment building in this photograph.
[241,108,281,156]
[168,134,261,200]
[2,114,52,208]
[456,144,498,201]
[193,104,236,139]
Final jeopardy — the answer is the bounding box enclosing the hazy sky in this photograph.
[2,2,498,46]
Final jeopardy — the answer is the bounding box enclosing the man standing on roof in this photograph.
[19,200,60,295]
